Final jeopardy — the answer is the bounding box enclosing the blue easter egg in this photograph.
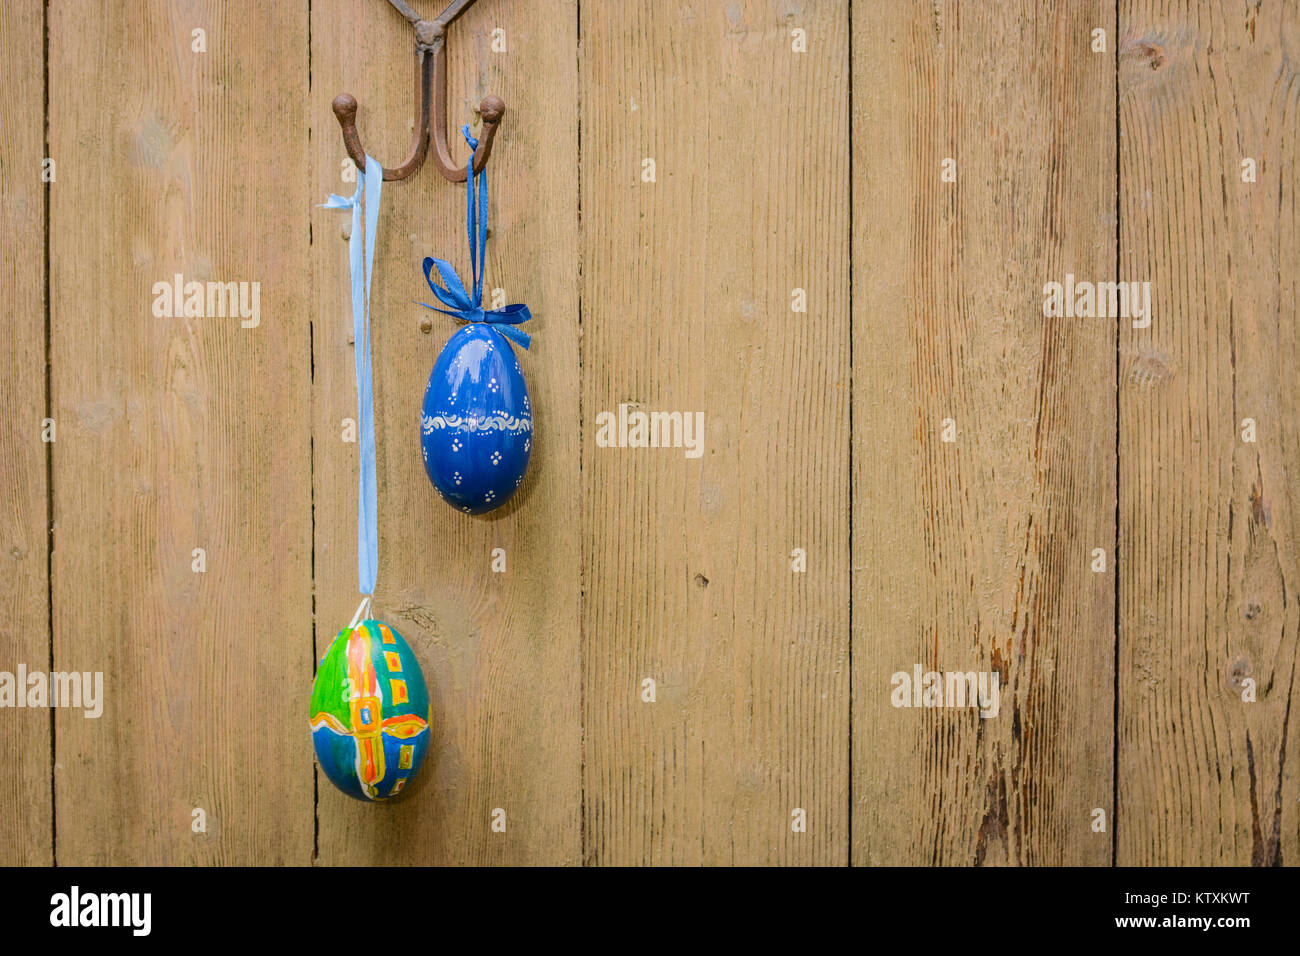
[420,324,532,514]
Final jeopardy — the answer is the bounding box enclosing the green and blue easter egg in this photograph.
[421,323,532,514]
[310,620,431,801]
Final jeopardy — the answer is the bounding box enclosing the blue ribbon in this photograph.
[320,157,383,597]
[419,126,531,349]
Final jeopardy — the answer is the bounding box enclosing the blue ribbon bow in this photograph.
[419,126,531,349]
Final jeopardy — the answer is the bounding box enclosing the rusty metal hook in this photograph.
[332,0,504,183]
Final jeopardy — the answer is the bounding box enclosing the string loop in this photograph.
[320,157,384,597]
[418,126,531,349]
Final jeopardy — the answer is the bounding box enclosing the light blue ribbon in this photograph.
[320,157,383,596]
[419,126,531,349]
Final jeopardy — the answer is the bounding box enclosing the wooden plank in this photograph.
[852,0,1117,865]
[1117,1,1300,865]
[0,0,52,867]
[311,0,581,864]
[581,0,850,865]
[49,0,314,864]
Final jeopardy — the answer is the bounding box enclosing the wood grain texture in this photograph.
[311,0,581,864]
[581,0,851,865]
[0,0,52,867]
[1117,0,1300,865]
[852,0,1117,865]
[0,0,1290,868]
[49,0,313,864]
